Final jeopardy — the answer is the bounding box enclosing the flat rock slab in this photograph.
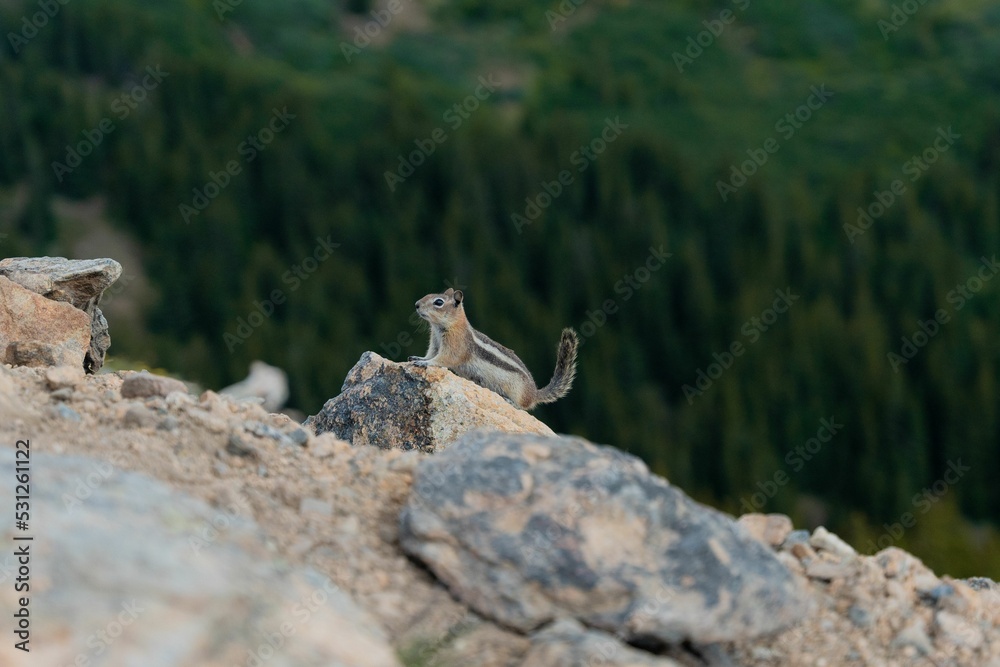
[400,432,809,645]
[0,449,401,667]
[306,352,553,451]
[0,256,122,309]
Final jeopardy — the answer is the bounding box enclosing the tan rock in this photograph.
[120,371,189,398]
[0,275,91,370]
[738,513,794,548]
[809,526,857,559]
[45,365,84,390]
[306,352,554,451]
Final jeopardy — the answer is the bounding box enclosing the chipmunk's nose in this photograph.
[414,301,420,309]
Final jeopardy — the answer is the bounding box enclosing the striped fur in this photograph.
[409,289,579,410]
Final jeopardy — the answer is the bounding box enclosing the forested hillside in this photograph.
[2,0,999,575]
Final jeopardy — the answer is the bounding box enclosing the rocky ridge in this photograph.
[0,258,997,666]
[0,357,996,666]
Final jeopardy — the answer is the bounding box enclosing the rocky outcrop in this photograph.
[399,431,810,645]
[1,361,998,666]
[0,256,121,372]
[306,352,553,451]
[0,276,92,369]
[0,449,401,667]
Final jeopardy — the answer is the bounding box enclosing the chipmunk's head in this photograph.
[415,288,465,326]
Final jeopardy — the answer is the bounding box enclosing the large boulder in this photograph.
[0,276,92,370]
[399,432,810,646]
[0,256,122,372]
[305,352,553,451]
[0,449,401,667]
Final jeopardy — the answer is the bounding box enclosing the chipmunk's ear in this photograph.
[443,287,454,297]
[453,290,464,305]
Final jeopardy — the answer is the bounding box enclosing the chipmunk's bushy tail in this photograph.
[533,328,579,407]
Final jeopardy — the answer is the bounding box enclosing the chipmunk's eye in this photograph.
[433,298,444,307]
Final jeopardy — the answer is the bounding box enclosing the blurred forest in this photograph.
[1,0,999,576]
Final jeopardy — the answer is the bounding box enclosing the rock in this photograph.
[226,433,259,458]
[523,618,684,667]
[809,526,857,559]
[157,415,180,431]
[309,433,351,459]
[45,365,83,390]
[0,276,92,370]
[805,555,856,581]
[306,352,554,452]
[220,360,290,412]
[121,371,188,398]
[50,387,74,401]
[737,513,794,548]
[123,404,157,428]
[0,449,401,667]
[46,403,82,422]
[399,431,809,645]
[0,256,122,372]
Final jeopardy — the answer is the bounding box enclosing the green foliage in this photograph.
[1,0,999,576]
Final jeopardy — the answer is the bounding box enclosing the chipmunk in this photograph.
[409,288,579,410]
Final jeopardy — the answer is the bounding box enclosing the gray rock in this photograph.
[523,619,684,667]
[121,372,188,398]
[50,387,74,401]
[0,449,401,667]
[157,416,180,431]
[226,433,258,458]
[286,427,309,446]
[47,403,82,421]
[0,256,122,372]
[305,352,553,452]
[400,432,809,645]
[123,404,157,428]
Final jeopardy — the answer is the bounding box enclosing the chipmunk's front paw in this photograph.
[408,357,427,365]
